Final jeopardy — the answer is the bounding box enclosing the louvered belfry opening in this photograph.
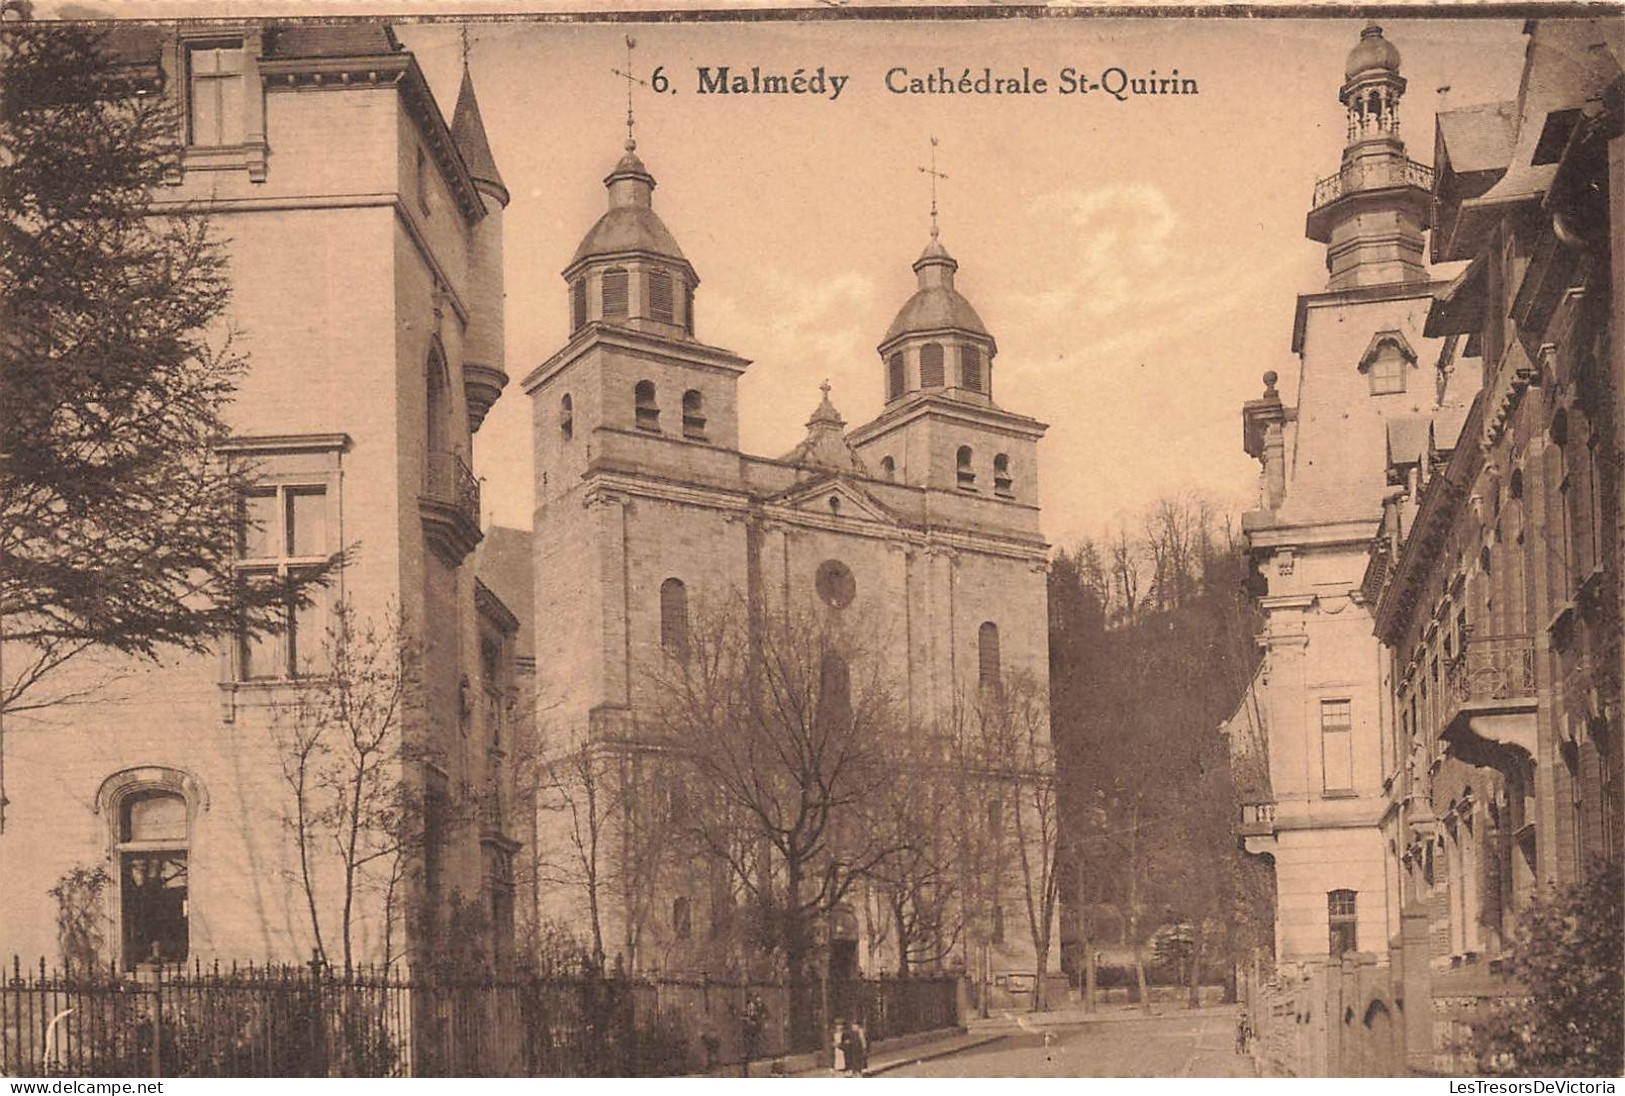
[960,346,983,392]
[994,452,1012,496]
[920,342,945,388]
[602,268,629,318]
[682,389,707,439]
[887,353,906,401]
[571,277,587,332]
[635,379,660,432]
[649,269,675,323]
[956,445,975,488]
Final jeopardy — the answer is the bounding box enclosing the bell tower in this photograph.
[1304,24,1432,289]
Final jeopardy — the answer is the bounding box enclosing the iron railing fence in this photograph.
[1445,634,1537,706]
[1,956,960,1078]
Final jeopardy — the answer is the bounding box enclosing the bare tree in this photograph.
[651,602,906,1041]
[536,739,612,972]
[272,601,427,973]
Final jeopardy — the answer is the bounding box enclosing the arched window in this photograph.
[118,789,191,965]
[919,343,945,388]
[426,343,450,458]
[1328,889,1357,956]
[635,380,660,432]
[887,353,906,401]
[957,445,975,488]
[682,389,707,440]
[960,346,983,393]
[602,268,629,318]
[571,278,588,332]
[978,622,1001,690]
[660,577,689,659]
[879,456,895,481]
[648,270,675,323]
[560,394,574,441]
[819,653,851,732]
[993,453,1013,496]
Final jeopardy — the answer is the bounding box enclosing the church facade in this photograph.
[523,137,1053,982]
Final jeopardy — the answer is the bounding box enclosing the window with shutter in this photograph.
[887,354,906,401]
[960,347,983,392]
[920,343,945,388]
[649,271,675,322]
[602,269,629,318]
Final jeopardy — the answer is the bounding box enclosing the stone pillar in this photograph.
[1398,904,1434,1073]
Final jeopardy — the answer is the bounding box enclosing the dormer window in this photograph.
[887,353,906,401]
[1369,354,1405,394]
[571,278,587,333]
[649,271,675,323]
[682,389,707,440]
[634,380,660,432]
[993,453,1013,496]
[920,343,945,388]
[961,347,984,393]
[602,269,629,319]
[956,445,975,489]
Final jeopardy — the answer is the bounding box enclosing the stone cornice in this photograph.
[848,391,1048,447]
[523,324,751,394]
[1291,278,1451,354]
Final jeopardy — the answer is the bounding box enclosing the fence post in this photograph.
[149,962,161,1079]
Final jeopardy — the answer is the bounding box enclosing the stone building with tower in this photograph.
[0,23,521,970]
[1228,24,1474,972]
[524,132,1053,985]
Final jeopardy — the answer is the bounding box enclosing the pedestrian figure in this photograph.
[850,1018,869,1074]
[831,1017,847,1076]
[1235,1010,1250,1054]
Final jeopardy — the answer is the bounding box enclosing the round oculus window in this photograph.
[815,560,857,609]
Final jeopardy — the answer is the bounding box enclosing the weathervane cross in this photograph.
[918,136,948,239]
[609,35,646,151]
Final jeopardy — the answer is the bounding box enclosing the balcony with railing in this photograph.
[1235,796,1274,839]
[420,450,483,565]
[1311,157,1434,211]
[1440,634,1538,767]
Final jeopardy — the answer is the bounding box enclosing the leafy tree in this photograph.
[0,25,335,719]
[1473,864,1623,1077]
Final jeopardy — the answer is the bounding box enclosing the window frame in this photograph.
[978,621,1002,691]
[602,268,630,319]
[660,577,689,660]
[1328,889,1358,957]
[185,39,247,149]
[1320,698,1355,795]
[634,380,661,433]
[920,343,945,389]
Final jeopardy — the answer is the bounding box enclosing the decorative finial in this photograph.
[820,378,831,397]
[919,136,947,240]
[611,35,645,153]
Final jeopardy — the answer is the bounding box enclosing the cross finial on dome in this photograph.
[610,35,645,153]
[820,378,831,397]
[919,136,948,241]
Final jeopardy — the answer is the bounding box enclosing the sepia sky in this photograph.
[48,6,1535,550]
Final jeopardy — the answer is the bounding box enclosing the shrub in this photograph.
[1472,863,1622,1077]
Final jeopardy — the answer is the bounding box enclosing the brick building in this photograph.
[0,23,521,970]
[524,136,1053,983]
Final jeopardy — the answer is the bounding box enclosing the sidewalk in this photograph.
[767,1026,1009,1077]
[967,1001,1240,1032]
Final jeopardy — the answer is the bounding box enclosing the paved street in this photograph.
[885,1008,1255,1078]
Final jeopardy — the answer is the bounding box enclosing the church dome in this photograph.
[569,146,688,268]
[1344,24,1400,80]
[881,238,989,345]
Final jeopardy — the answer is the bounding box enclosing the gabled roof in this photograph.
[770,475,897,527]
[1357,329,1418,372]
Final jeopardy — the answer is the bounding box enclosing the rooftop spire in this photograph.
[450,36,508,207]
[610,34,645,154]
[919,135,948,241]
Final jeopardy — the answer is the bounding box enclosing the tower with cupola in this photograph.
[1305,23,1433,289]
